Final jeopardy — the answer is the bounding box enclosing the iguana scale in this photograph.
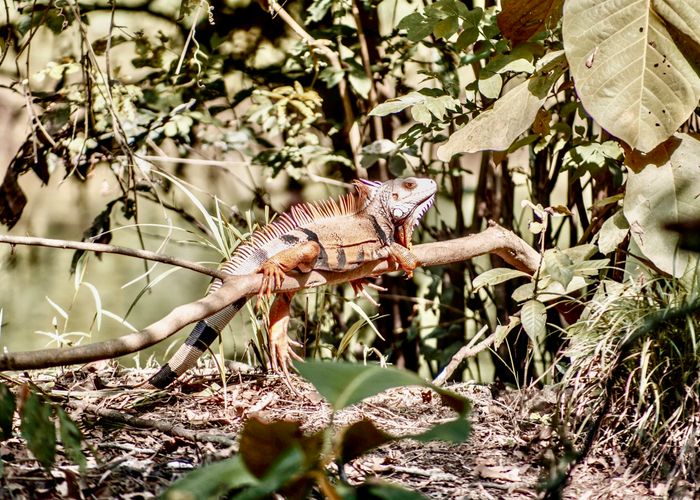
[147,177,437,389]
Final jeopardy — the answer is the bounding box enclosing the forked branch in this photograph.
[0,222,539,372]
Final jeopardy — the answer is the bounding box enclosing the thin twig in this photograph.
[66,399,236,446]
[175,0,205,75]
[433,325,497,387]
[0,234,225,280]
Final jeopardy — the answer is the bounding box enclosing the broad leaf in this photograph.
[437,58,565,158]
[543,248,574,288]
[295,361,469,415]
[472,268,531,292]
[563,0,700,152]
[598,210,630,254]
[512,282,535,302]
[370,93,426,117]
[623,134,700,276]
[20,393,56,470]
[520,299,546,341]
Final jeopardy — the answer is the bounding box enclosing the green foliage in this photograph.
[20,392,57,470]
[2,0,700,490]
[623,133,700,277]
[0,384,87,473]
[166,362,471,498]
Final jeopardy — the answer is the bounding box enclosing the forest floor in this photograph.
[0,364,690,499]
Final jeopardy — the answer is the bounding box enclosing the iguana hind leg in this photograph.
[267,292,304,389]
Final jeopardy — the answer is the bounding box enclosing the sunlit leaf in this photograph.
[437,57,565,158]
[543,248,574,288]
[472,268,530,292]
[563,0,700,152]
[370,93,425,117]
[520,299,547,341]
[623,134,700,276]
[598,210,630,254]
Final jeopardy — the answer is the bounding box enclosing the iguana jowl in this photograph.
[147,177,437,388]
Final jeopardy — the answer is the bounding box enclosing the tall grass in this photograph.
[558,267,700,484]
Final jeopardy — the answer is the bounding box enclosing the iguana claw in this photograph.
[350,278,387,307]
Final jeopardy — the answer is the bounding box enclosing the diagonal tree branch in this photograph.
[0,222,539,372]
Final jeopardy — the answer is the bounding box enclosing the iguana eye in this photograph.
[403,180,416,189]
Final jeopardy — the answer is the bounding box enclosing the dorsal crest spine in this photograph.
[225,185,370,270]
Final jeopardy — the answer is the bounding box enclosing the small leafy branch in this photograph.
[165,361,471,499]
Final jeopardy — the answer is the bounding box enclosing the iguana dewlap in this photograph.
[146,177,437,389]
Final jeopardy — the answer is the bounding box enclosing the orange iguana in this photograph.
[146,177,437,389]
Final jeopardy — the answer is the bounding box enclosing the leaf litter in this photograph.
[0,363,664,498]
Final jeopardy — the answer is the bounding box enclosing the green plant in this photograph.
[164,361,471,499]
[0,383,87,474]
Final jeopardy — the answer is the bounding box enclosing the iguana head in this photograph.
[356,177,437,249]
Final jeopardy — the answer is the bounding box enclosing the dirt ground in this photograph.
[0,365,677,499]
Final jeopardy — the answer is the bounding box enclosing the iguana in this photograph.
[146,177,437,389]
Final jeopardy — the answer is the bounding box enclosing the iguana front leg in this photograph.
[388,242,420,279]
[257,240,320,304]
[267,292,304,388]
[350,279,387,307]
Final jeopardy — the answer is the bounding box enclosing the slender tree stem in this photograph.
[0,234,225,280]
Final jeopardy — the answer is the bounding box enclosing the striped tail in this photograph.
[146,298,247,388]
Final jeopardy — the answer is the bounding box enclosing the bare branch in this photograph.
[0,234,226,280]
[0,222,540,372]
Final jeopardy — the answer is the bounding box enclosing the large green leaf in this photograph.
[295,361,469,415]
[437,56,565,158]
[562,0,700,153]
[623,134,700,276]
